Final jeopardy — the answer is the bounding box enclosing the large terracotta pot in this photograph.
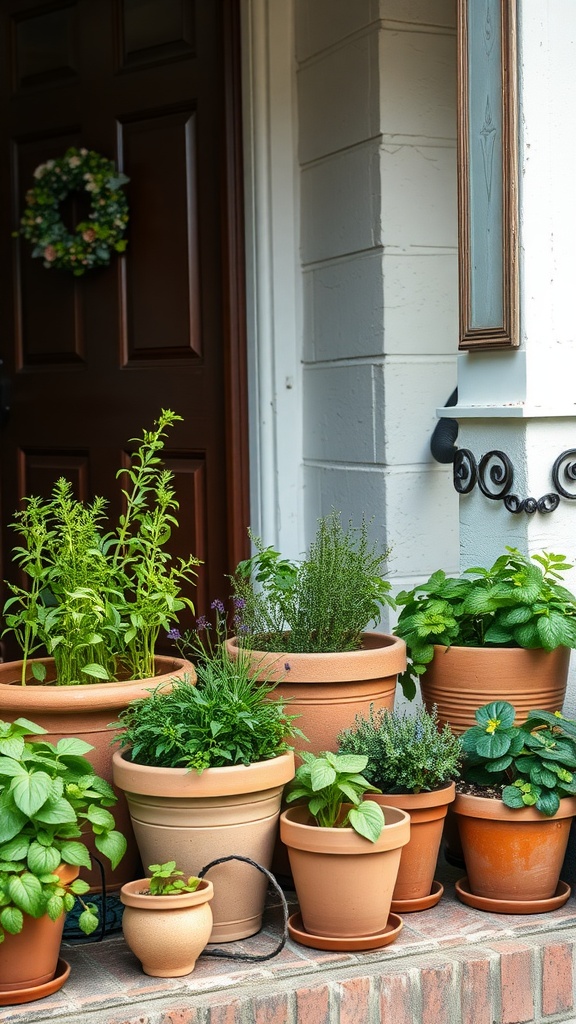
[367,782,455,909]
[453,791,576,902]
[280,803,410,939]
[0,656,194,890]
[420,645,570,734]
[0,864,77,996]
[112,749,295,942]
[120,877,214,977]
[226,633,406,758]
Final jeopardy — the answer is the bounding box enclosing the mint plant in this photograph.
[460,701,576,816]
[337,704,462,794]
[285,751,385,842]
[3,409,199,684]
[395,548,576,699]
[0,717,126,941]
[231,511,394,653]
[147,861,201,896]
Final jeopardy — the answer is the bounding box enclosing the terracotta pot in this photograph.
[0,656,194,891]
[367,782,455,906]
[420,645,570,734]
[120,877,214,977]
[112,749,295,942]
[0,864,78,995]
[226,633,406,758]
[279,803,410,939]
[453,791,576,902]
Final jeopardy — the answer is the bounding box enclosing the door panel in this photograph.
[0,0,249,659]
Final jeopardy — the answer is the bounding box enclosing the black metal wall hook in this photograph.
[198,855,289,962]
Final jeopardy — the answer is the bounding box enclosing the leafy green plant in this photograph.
[394,548,576,699]
[0,717,126,942]
[146,861,201,896]
[117,605,303,771]
[231,511,394,654]
[3,409,199,685]
[337,704,462,794]
[285,751,385,842]
[460,701,576,816]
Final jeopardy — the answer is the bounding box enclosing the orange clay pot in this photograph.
[367,782,455,906]
[120,878,214,977]
[453,791,576,902]
[280,803,410,939]
[0,864,78,995]
[113,749,295,942]
[226,633,406,758]
[420,645,570,734]
[0,656,194,891]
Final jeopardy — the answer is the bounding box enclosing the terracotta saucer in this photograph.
[392,879,444,914]
[287,912,403,951]
[0,958,71,1006]
[455,877,571,915]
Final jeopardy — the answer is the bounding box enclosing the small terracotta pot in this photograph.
[113,749,295,941]
[226,633,406,758]
[453,792,576,902]
[367,782,455,905]
[420,645,570,734]
[280,803,410,939]
[0,864,78,994]
[0,656,194,891]
[120,877,214,977]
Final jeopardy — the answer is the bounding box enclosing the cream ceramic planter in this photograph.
[280,804,410,939]
[113,749,295,941]
[0,656,195,891]
[120,877,214,977]
[226,633,406,757]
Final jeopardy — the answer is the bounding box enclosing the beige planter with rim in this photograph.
[280,803,410,939]
[226,633,406,758]
[112,749,295,941]
[420,645,570,735]
[120,877,214,977]
[0,656,194,890]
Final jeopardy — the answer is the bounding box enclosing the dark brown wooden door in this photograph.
[0,0,249,657]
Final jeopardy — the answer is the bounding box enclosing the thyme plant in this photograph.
[337,704,462,794]
[231,511,394,653]
[3,410,199,684]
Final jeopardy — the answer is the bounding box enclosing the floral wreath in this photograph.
[19,147,130,276]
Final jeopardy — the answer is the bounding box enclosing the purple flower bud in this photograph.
[284,662,291,672]
[195,616,209,631]
[167,628,181,641]
[233,596,246,609]
[211,599,225,614]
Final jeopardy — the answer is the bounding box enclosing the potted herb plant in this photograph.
[394,548,576,732]
[112,605,299,942]
[0,717,126,1003]
[337,705,462,911]
[227,512,405,758]
[279,751,410,950]
[0,410,196,890]
[120,861,214,977]
[453,700,576,912]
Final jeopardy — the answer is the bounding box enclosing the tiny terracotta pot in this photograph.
[280,804,410,939]
[0,864,78,995]
[367,782,456,906]
[113,749,295,941]
[453,792,576,902]
[420,645,570,734]
[120,878,214,977]
[0,656,194,892]
[226,633,406,759]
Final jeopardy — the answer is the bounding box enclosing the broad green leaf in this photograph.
[69,878,91,895]
[326,753,368,774]
[6,873,45,917]
[502,784,526,809]
[0,756,27,778]
[348,801,384,842]
[310,761,336,792]
[59,841,92,869]
[55,738,94,758]
[10,771,52,816]
[0,837,29,861]
[475,702,515,730]
[81,663,110,680]
[0,906,23,935]
[27,842,61,875]
[83,805,115,830]
[536,789,560,816]
[34,796,77,824]
[78,907,99,936]
[46,895,65,922]
[0,801,26,844]
[31,662,47,682]
[13,718,46,736]
[536,611,569,651]
[94,830,127,870]
[0,738,25,761]
[476,731,512,759]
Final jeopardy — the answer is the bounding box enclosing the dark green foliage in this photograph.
[337,704,462,794]
[285,751,385,841]
[231,511,395,653]
[394,548,576,699]
[0,717,126,941]
[461,701,576,816]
